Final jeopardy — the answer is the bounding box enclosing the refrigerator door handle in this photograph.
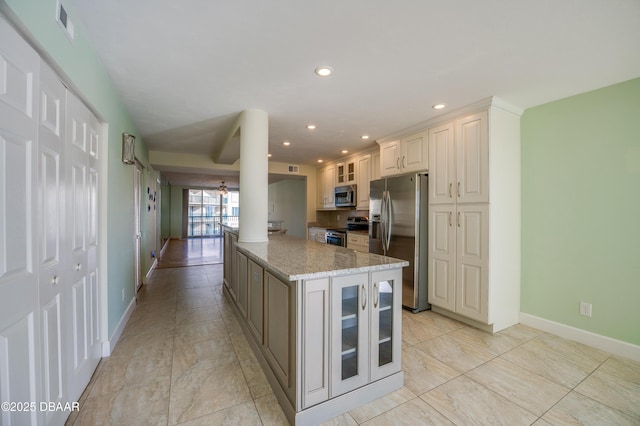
[380,191,387,254]
[385,190,392,251]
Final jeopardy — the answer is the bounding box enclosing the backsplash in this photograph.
[314,210,369,228]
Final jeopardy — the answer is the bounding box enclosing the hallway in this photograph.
[65,245,640,424]
[156,238,224,269]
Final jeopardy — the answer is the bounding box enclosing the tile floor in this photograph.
[66,263,640,425]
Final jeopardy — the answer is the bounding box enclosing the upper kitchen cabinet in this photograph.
[317,163,336,209]
[428,112,488,204]
[336,160,356,185]
[379,130,428,177]
[356,153,371,210]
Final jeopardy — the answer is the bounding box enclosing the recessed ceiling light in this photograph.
[283,141,290,146]
[314,66,333,77]
[306,124,316,130]
[433,104,446,110]
[361,135,370,140]
[341,150,348,154]
[317,159,323,163]
[267,153,272,157]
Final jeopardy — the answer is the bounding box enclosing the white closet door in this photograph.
[38,60,69,426]
[0,15,41,426]
[65,91,101,402]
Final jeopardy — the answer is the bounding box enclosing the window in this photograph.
[187,188,239,237]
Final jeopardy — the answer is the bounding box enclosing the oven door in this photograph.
[326,232,346,247]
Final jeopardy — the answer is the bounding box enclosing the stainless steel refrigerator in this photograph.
[369,173,429,312]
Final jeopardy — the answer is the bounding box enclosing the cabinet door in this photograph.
[427,204,456,311]
[455,204,489,323]
[428,122,456,204]
[324,165,335,207]
[356,154,371,209]
[264,272,292,388]
[330,273,369,397]
[370,269,402,382]
[302,278,330,408]
[371,152,381,181]
[237,251,248,317]
[316,167,326,208]
[379,140,401,177]
[336,162,346,184]
[229,232,238,301]
[401,130,428,172]
[456,112,488,203]
[247,259,264,343]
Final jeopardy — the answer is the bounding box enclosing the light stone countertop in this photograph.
[234,233,408,281]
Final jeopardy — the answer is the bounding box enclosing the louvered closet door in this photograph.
[38,60,69,426]
[65,91,101,402]
[0,16,41,426]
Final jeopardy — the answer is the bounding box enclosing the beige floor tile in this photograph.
[74,378,170,426]
[465,357,570,416]
[401,346,460,395]
[254,393,289,425]
[401,313,448,345]
[450,326,526,356]
[421,376,538,425]
[360,397,454,425]
[500,339,595,388]
[174,304,224,327]
[574,369,640,419]
[533,333,610,369]
[414,332,495,373]
[320,412,359,425]
[348,386,416,423]
[598,355,640,384]
[169,364,252,424]
[173,319,228,346]
[88,351,172,398]
[109,331,174,360]
[239,356,273,399]
[541,391,638,426]
[171,336,239,378]
[175,401,262,426]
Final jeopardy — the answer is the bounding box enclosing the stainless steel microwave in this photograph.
[335,185,357,207]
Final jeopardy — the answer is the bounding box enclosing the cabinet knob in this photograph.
[75,263,82,271]
[402,156,406,168]
[449,183,453,198]
[449,212,452,227]
[457,182,461,197]
[457,212,461,228]
[51,275,59,286]
[396,158,400,170]
[373,282,379,308]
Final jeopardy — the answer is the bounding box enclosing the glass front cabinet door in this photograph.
[331,273,369,397]
[370,269,402,381]
[330,269,402,397]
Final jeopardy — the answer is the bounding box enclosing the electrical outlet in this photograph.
[122,288,125,302]
[579,301,592,317]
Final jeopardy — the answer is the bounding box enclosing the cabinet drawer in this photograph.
[347,233,369,247]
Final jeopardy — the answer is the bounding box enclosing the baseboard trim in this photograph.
[102,297,136,357]
[143,258,158,284]
[519,313,640,362]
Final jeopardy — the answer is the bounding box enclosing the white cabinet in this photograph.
[336,160,356,185]
[379,130,428,177]
[317,164,336,209]
[427,103,520,333]
[247,259,264,343]
[371,151,381,181]
[356,154,371,210]
[302,277,330,408]
[308,227,327,243]
[347,232,369,253]
[428,204,489,323]
[428,112,488,204]
[330,269,402,397]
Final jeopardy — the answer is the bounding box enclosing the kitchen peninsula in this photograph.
[222,225,408,425]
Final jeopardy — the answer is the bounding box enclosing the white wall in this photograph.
[268,179,307,238]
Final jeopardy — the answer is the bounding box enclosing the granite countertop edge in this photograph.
[234,234,408,281]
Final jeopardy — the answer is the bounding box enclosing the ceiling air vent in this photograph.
[56,2,75,41]
[287,165,300,174]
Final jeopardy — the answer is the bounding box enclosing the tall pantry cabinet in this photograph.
[427,101,521,333]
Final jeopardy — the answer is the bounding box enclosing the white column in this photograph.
[239,109,269,243]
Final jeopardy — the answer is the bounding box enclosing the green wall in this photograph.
[521,78,640,345]
[3,0,148,338]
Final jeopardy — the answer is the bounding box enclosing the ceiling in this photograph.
[69,0,640,187]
